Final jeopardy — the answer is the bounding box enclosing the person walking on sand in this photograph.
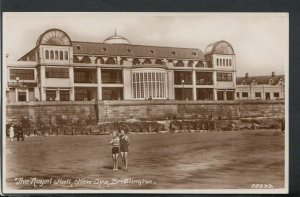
[9,124,14,142]
[110,131,120,171]
[120,130,129,172]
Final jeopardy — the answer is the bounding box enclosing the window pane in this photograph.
[101,70,123,84]
[60,90,70,101]
[46,90,56,101]
[18,92,26,101]
[217,72,233,81]
[45,67,69,78]
[174,71,192,85]
[10,69,34,80]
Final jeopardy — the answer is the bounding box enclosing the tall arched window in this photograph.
[45,50,49,59]
[60,51,63,60]
[229,59,232,66]
[132,70,167,99]
[50,51,54,59]
[217,58,219,66]
[64,51,68,60]
[222,59,225,66]
[226,59,228,66]
[55,51,59,60]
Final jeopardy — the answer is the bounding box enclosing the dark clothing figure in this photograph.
[16,125,24,141]
[120,135,129,152]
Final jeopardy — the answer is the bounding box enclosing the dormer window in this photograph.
[127,48,132,52]
[269,79,274,85]
[251,80,257,85]
[241,80,247,85]
[102,47,107,51]
[171,51,176,55]
[192,52,197,56]
[76,45,81,50]
[150,50,154,54]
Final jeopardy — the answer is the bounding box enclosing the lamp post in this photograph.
[181,79,185,100]
[16,77,20,102]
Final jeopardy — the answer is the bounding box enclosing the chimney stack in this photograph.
[245,73,249,78]
[272,72,275,77]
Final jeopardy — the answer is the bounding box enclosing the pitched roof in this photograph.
[18,47,38,61]
[236,75,284,85]
[72,41,205,60]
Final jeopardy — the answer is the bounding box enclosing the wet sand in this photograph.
[5,130,285,190]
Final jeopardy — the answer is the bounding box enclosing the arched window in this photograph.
[143,59,152,64]
[155,59,163,65]
[96,57,104,64]
[55,51,59,60]
[217,58,219,66]
[105,57,116,64]
[133,58,140,65]
[226,59,229,66]
[195,61,204,67]
[175,60,184,67]
[50,51,54,59]
[64,51,68,60]
[45,50,49,59]
[120,58,128,65]
[60,51,63,60]
[81,56,91,63]
[222,59,225,66]
[229,59,232,66]
[188,61,194,67]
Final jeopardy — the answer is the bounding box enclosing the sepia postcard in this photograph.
[1,12,288,194]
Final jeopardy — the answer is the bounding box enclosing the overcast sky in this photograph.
[3,12,288,77]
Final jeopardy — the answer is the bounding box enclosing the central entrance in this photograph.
[132,68,167,100]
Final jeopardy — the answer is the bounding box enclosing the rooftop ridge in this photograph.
[72,40,203,51]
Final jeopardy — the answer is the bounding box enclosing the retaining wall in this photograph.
[6,100,285,126]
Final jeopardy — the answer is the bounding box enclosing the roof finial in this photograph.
[114,28,117,36]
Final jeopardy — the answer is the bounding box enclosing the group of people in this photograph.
[110,130,129,172]
[8,123,25,142]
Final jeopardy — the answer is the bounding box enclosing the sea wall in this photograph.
[6,100,284,126]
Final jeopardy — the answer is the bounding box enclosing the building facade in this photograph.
[6,28,238,102]
[236,72,285,100]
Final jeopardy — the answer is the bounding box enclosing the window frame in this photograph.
[10,69,35,80]
[217,72,233,81]
[45,67,69,79]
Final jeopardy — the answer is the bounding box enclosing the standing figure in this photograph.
[9,124,14,141]
[110,131,120,171]
[17,123,24,141]
[119,130,129,172]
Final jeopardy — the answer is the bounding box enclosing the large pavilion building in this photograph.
[6,28,238,102]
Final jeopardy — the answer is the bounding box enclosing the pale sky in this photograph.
[3,12,288,77]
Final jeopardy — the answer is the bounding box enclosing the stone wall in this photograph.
[6,100,285,126]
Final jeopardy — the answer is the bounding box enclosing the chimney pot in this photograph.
[272,72,275,77]
[245,73,249,78]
